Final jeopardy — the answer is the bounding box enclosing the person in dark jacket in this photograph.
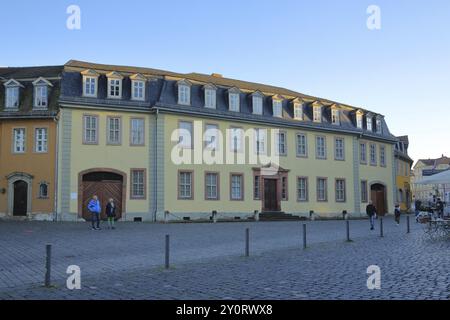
[366,201,377,230]
[436,198,444,219]
[394,204,401,225]
[88,195,101,230]
[106,198,117,229]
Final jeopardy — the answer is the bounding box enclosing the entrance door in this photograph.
[81,172,123,221]
[13,180,28,216]
[371,183,387,216]
[264,179,279,211]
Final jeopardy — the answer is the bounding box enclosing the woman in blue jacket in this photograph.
[88,195,101,230]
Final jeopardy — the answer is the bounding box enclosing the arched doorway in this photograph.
[13,180,28,216]
[7,172,33,217]
[371,183,387,216]
[78,169,126,221]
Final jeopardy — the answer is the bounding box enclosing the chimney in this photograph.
[211,73,223,78]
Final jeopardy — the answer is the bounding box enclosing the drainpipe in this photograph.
[53,115,59,222]
[153,107,159,222]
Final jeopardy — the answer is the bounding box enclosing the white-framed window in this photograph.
[252,95,263,115]
[34,85,48,108]
[204,124,219,150]
[331,109,340,125]
[6,87,19,109]
[178,84,191,105]
[35,128,48,153]
[376,117,383,134]
[315,136,326,159]
[366,116,373,131]
[294,103,303,120]
[370,143,377,165]
[178,121,193,149]
[273,99,282,117]
[361,180,368,203]
[83,115,98,144]
[281,176,288,201]
[317,178,327,201]
[178,171,193,199]
[297,177,308,201]
[356,113,363,129]
[335,179,346,202]
[334,137,345,160]
[38,182,49,198]
[83,77,97,97]
[296,133,307,157]
[254,128,266,155]
[205,173,219,200]
[107,117,121,145]
[13,128,26,153]
[276,131,287,155]
[132,80,145,101]
[108,79,122,98]
[229,127,243,152]
[204,88,216,109]
[229,92,240,112]
[360,143,367,164]
[131,169,146,199]
[130,118,145,146]
[313,106,322,122]
[231,174,243,200]
[254,175,261,200]
[380,145,386,166]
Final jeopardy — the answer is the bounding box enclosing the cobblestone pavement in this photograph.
[0,216,448,300]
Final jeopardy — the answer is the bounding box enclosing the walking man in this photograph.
[414,198,422,222]
[394,203,401,225]
[436,198,444,219]
[88,195,101,230]
[366,200,377,230]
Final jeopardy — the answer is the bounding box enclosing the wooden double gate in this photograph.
[81,171,124,221]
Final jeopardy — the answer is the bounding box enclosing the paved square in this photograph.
[0,216,448,299]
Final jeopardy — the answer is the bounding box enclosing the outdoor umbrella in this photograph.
[416,170,450,185]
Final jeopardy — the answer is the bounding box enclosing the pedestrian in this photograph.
[436,198,444,219]
[366,201,377,230]
[106,198,117,230]
[414,198,422,222]
[88,195,101,230]
[394,204,401,225]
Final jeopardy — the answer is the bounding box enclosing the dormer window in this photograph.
[272,98,283,118]
[106,71,123,99]
[130,74,146,101]
[228,88,240,112]
[331,107,340,125]
[204,84,216,109]
[177,80,191,105]
[81,69,99,97]
[376,117,383,134]
[32,77,53,109]
[252,92,263,115]
[356,111,364,129]
[4,79,23,109]
[366,114,373,131]
[313,104,322,123]
[293,102,303,120]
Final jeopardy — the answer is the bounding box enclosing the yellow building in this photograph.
[394,136,414,211]
[56,60,397,221]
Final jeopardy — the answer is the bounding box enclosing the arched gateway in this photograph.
[78,169,127,221]
[370,183,387,216]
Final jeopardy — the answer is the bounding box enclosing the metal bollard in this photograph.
[165,235,170,269]
[245,228,250,257]
[303,224,307,249]
[346,220,351,242]
[380,217,384,238]
[407,215,410,234]
[45,244,51,287]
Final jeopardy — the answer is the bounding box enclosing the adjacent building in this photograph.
[394,136,414,211]
[412,155,450,204]
[0,66,62,220]
[1,60,400,221]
